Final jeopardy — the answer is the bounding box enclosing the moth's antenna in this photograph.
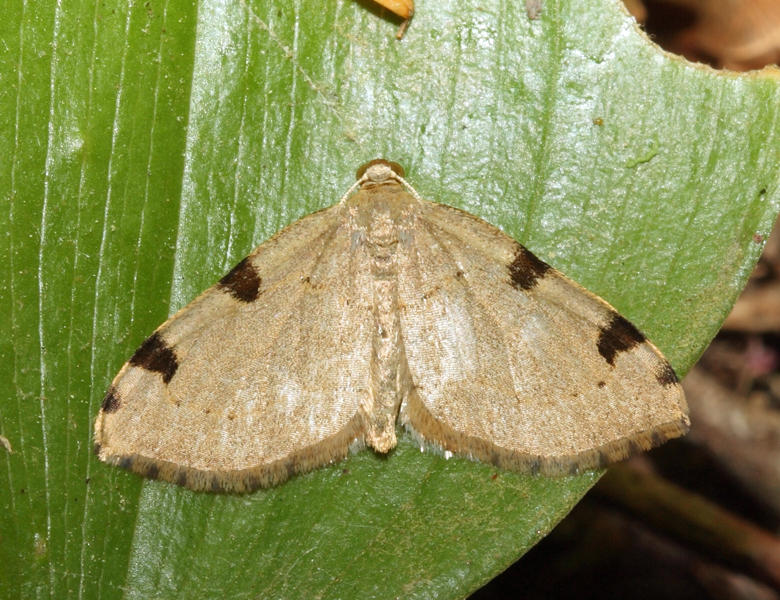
[338,174,369,204]
[394,172,423,203]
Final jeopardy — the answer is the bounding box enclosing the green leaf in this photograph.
[1,0,778,598]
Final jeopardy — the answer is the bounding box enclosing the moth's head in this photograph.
[355,159,405,184]
[345,159,421,205]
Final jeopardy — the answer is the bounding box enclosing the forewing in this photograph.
[94,204,373,491]
[397,201,689,474]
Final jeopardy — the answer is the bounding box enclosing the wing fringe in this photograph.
[401,387,690,475]
[94,413,365,492]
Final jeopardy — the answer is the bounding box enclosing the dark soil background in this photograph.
[474,2,780,598]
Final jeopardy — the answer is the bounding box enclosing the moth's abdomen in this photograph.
[363,196,406,452]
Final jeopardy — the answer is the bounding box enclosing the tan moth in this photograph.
[94,159,689,492]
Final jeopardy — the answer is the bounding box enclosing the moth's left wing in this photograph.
[94,203,375,492]
[397,201,689,474]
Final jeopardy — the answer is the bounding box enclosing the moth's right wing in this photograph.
[397,201,688,474]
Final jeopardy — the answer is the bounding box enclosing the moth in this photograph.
[94,159,689,492]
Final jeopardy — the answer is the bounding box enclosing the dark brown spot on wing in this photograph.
[627,439,644,455]
[101,388,121,413]
[655,362,679,386]
[597,313,646,366]
[129,332,179,384]
[145,464,159,480]
[218,256,261,302]
[508,245,551,290]
[650,430,665,447]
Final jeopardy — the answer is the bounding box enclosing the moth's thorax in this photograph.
[349,180,415,216]
[349,181,416,269]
